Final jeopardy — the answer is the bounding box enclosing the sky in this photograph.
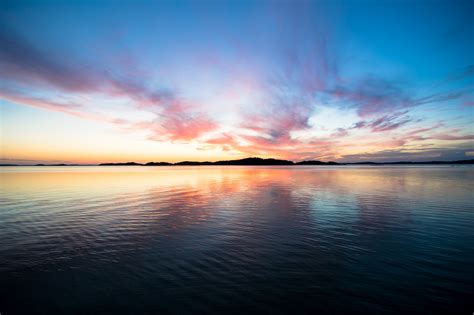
[1,0,473,164]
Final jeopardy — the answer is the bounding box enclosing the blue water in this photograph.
[1,166,473,314]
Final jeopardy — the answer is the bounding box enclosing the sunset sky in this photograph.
[1,0,473,164]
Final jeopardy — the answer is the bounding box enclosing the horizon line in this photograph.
[2,157,474,166]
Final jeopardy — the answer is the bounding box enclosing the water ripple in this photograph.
[1,166,473,314]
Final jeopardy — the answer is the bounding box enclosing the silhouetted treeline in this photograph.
[2,157,474,166]
[99,158,474,166]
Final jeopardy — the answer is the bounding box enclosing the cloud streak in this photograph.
[0,26,103,92]
[0,24,217,142]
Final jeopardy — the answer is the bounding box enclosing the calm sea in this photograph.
[1,166,473,314]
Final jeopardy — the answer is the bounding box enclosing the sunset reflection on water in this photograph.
[1,166,473,314]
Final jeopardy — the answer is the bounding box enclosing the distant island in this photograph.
[99,157,474,166]
[2,157,474,166]
[100,158,294,166]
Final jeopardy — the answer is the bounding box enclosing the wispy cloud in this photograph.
[340,147,473,163]
[330,77,413,117]
[0,24,217,142]
[351,111,412,133]
[0,25,103,92]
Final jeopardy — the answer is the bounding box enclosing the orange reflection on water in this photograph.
[2,165,467,198]
[1,165,472,267]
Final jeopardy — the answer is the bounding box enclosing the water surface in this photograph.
[1,166,473,314]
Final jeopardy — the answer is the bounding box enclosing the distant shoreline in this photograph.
[2,157,474,166]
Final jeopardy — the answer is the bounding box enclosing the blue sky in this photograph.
[1,0,473,163]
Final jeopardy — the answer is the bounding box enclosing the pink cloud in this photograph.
[0,88,130,125]
[463,100,474,107]
[430,134,474,141]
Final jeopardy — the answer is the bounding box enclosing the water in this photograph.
[1,166,473,314]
